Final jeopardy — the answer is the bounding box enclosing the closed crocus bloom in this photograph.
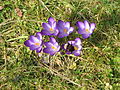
[41,17,59,36]
[43,37,60,55]
[24,32,43,53]
[57,20,74,38]
[63,38,82,56]
[76,20,96,39]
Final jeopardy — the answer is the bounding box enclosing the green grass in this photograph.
[0,0,120,89]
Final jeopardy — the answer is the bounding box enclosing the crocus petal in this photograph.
[75,38,82,45]
[48,17,55,23]
[51,21,56,28]
[84,20,90,29]
[43,48,50,53]
[78,28,87,34]
[58,33,66,38]
[44,42,53,47]
[50,37,56,44]
[36,32,42,40]
[82,34,91,39]
[50,51,56,55]
[57,26,64,32]
[50,38,59,47]
[41,29,51,35]
[30,45,38,50]
[62,44,68,50]
[29,36,39,43]
[66,51,72,54]
[65,22,70,28]
[38,40,42,46]
[57,20,64,27]
[76,21,85,30]
[24,40,34,47]
[49,18,56,27]
[68,27,74,33]
[72,50,81,56]
[90,23,95,32]
[56,46,60,52]
[43,48,55,54]
[42,23,51,30]
[52,29,59,36]
[36,46,42,53]
[76,45,82,51]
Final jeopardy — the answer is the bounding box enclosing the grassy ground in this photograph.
[0,0,120,89]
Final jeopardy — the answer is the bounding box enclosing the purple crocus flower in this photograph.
[43,37,60,55]
[57,20,74,38]
[63,38,82,56]
[24,32,43,53]
[76,20,96,39]
[41,17,59,36]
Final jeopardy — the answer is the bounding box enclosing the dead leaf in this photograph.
[0,6,4,10]
[15,8,23,17]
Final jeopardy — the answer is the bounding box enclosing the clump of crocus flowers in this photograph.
[24,17,96,56]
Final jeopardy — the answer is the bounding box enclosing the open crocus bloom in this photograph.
[41,17,59,36]
[63,38,82,56]
[24,32,43,53]
[57,20,74,38]
[76,20,96,39]
[43,37,60,55]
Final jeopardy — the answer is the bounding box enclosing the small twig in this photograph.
[38,0,55,17]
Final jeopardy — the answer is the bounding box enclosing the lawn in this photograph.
[0,0,120,89]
